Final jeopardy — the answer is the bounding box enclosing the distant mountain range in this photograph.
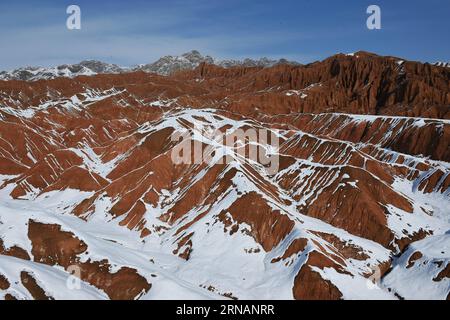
[0,50,300,81]
[0,51,449,300]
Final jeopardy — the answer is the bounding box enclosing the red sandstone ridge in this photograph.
[0,51,449,300]
[175,51,450,119]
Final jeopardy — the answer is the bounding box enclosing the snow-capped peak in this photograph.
[0,50,299,81]
[0,61,124,81]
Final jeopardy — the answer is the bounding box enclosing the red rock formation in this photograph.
[0,274,9,290]
[20,271,54,300]
[0,51,449,300]
[27,220,151,300]
[293,251,344,300]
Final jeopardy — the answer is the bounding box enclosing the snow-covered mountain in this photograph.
[135,50,299,75]
[0,61,125,82]
[0,50,299,81]
[0,52,449,300]
[134,50,215,75]
[218,57,296,68]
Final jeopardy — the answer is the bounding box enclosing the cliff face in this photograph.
[0,52,449,300]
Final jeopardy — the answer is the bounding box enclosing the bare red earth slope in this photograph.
[0,52,449,300]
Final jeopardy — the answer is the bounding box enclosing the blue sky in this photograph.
[0,0,449,69]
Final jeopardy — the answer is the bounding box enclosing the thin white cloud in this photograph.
[0,1,320,69]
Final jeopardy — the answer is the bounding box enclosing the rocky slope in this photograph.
[0,51,449,300]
